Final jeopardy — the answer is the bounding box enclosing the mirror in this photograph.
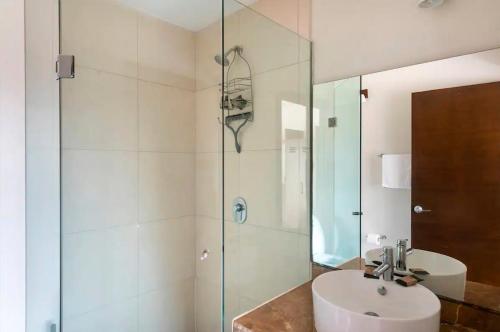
[312,47,500,313]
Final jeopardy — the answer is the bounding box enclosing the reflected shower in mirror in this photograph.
[313,47,500,313]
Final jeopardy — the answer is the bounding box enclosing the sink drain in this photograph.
[364,312,380,317]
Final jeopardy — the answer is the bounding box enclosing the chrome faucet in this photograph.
[395,239,413,271]
[373,246,394,281]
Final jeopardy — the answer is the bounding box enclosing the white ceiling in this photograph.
[118,0,256,31]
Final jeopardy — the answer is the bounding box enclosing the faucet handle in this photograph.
[396,239,408,246]
[382,246,394,264]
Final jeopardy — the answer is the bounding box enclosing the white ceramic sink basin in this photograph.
[365,248,467,301]
[312,270,440,332]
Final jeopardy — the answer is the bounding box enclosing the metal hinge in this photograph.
[56,55,75,80]
[50,323,57,332]
[328,117,337,128]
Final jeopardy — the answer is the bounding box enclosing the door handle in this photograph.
[413,205,432,214]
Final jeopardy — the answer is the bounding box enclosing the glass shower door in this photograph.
[312,77,362,268]
[222,1,312,330]
[59,0,223,331]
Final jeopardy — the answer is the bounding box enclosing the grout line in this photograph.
[75,64,196,93]
[62,216,196,236]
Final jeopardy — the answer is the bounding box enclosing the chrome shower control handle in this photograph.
[413,205,432,214]
[232,197,247,224]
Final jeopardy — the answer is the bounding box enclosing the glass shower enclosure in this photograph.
[26,0,311,331]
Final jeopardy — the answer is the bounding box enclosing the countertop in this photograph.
[232,264,493,332]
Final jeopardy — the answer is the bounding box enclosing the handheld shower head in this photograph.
[214,46,243,66]
[214,54,230,66]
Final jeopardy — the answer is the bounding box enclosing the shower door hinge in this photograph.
[56,55,75,80]
[328,117,337,128]
[50,323,58,332]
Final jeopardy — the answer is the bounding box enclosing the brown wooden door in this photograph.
[412,82,500,286]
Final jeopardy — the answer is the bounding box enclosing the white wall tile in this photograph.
[195,277,221,332]
[63,298,138,332]
[139,278,195,332]
[239,150,282,230]
[61,0,138,77]
[63,225,138,317]
[139,217,195,293]
[195,86,221,153]
[241,64,300,151]
[139,81,195,153]
[195,153,221,219]
[139,152,195,222]
[139,14,195,90]
[195,217,221,284]
[239,7,299,75]
[195,22,222,91]
[61,68,138,150]
[238,224,308,304]
[62,150,138,233]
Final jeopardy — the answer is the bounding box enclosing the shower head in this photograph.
[214,46,243,66]
[418,0,445,8]
[214,54,230,66]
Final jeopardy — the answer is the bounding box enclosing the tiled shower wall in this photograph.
[194,3,312,331]
[60,0,196,330]
[59,0,310,331]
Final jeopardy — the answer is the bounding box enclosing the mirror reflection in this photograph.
[313,47,500,313]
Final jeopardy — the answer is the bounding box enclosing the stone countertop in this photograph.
[232,265,492,332]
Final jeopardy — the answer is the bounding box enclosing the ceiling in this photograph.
[118,0,256,31]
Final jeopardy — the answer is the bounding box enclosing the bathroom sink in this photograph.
[312,270,440,332]
[365,248,467,300]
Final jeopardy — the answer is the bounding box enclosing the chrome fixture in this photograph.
[396,239,414,271]
[377,286,387,296]
[56,55,75,80]
[232,197,247,224]
[413,205,432,214]
[215,45,253,153]
[418,0,445,8]
[373,246,394,281]
[200,249,210,261]
[214,46,242,67]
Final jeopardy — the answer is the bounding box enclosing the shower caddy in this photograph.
[220,46,253,153]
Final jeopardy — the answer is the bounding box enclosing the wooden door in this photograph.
[412,82,500,286]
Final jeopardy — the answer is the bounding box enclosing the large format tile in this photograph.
[61,0,138,77]
[62,150,138,233]
[195,217,222,284]
[195,86,221,153]
[239,150,282,230]
[139,152,195,222]
[63,225,138,317]
[242,64,302,151]
[239,6,299,75]
[61,68,138,150]
[195,153,221,219]
[195,277,222,332]
[139,278,195,332]
[237,224,310,304]
[139,14,195,90]
[240,147,310,236]
[195,22,222,91]
[63,298,138,332]
[138,217,195,293]
[139,81,195,153]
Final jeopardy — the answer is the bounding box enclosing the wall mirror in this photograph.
[312,47,500,313]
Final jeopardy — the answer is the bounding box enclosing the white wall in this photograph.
[59,0,196,330]
[25,0,62,330]
[0,1,26,331]
[361,48,500,256]
[312,0,500,83]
